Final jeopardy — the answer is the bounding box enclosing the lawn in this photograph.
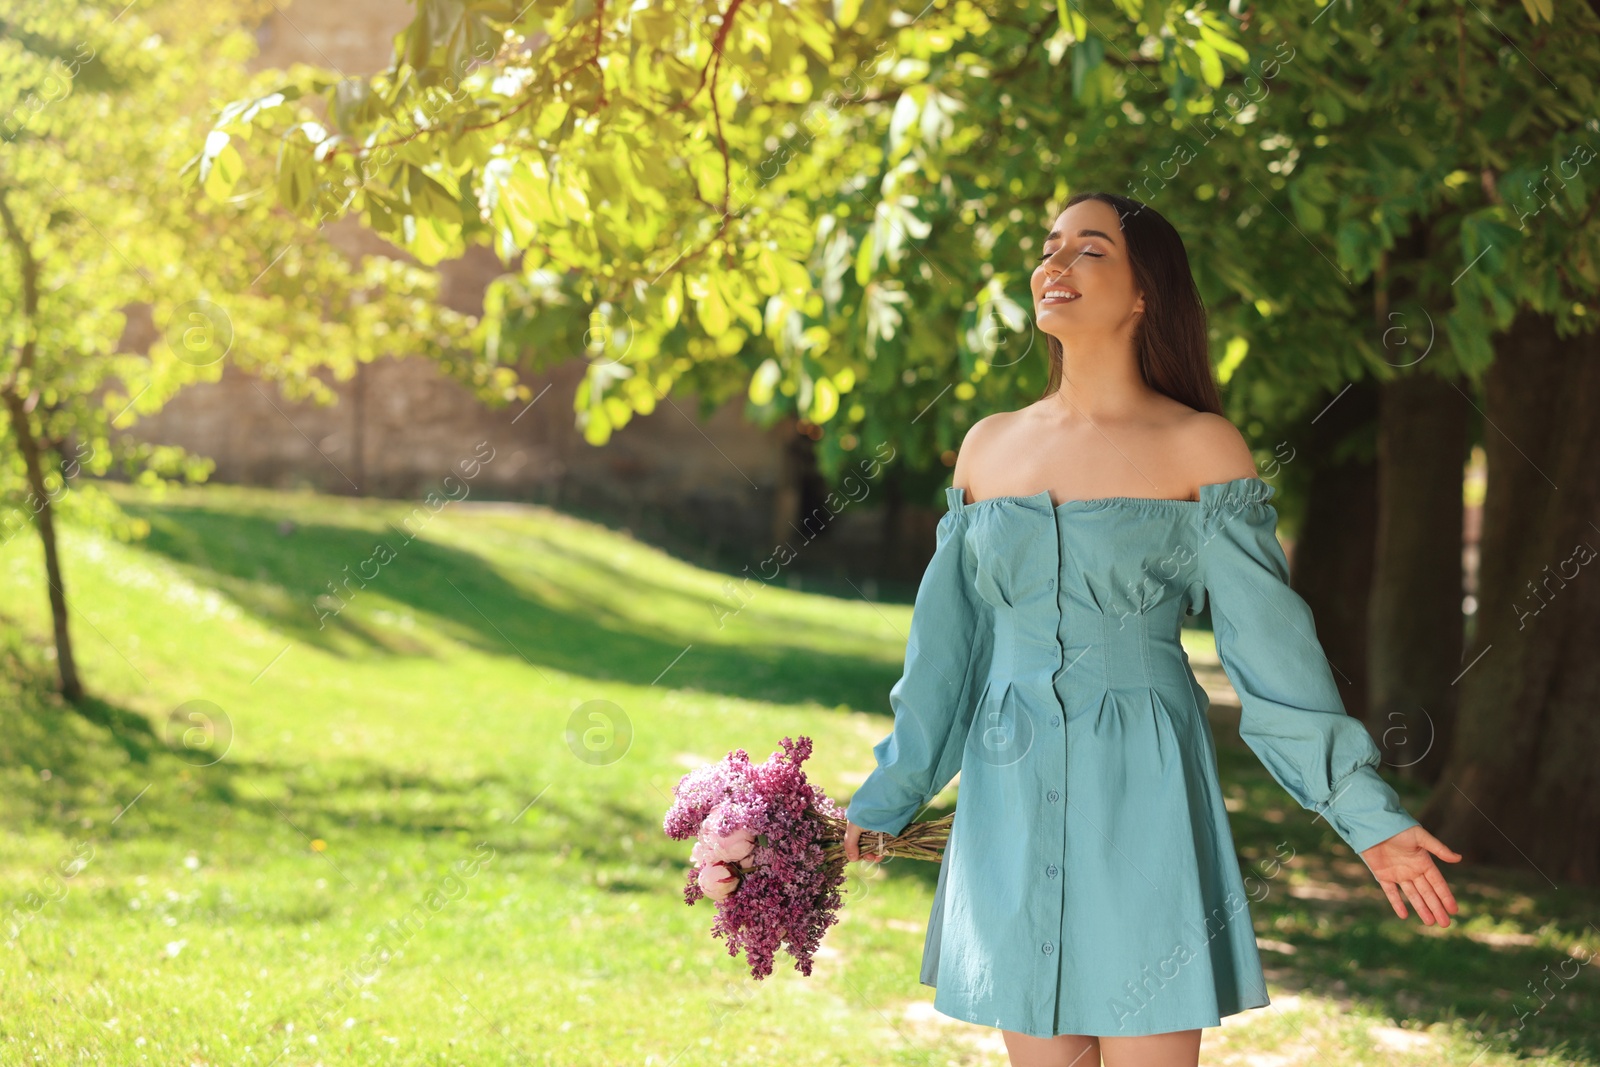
[0,482,1594,1066]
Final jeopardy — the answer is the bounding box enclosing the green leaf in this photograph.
[808,375,839,422]
[1336,219,1367,272]
[1192,40,1223,90]
[484,158,542,246]
[586,154,621,204]
[725,270,764,335]
[332,78,373,133]
[1287,183,1325,233]
[1056,0,1088,39]
[696,275,729,335]
[794,7,835,62]
[1519,0,1553,24]
[853,231,874,287]
[215,90,291,130]
[754,245,783,296]
[662,273,684,331]
[277,150,311,211]
[1216,336,1250,384]
[202,142,243,202]
[749,358,781,405]
[1198,22,1249,64]
[1071,36,1105,97]
[407,5,433,69]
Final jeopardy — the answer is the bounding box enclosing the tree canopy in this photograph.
[195,0,1597,494]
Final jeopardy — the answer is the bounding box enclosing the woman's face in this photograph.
[1030,198,1145,341]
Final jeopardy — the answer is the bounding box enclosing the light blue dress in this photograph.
[846,476,1420,1039]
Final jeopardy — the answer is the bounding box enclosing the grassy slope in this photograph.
[0,482,1593,1066]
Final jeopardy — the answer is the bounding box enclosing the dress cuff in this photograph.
[1320,764,1421,854]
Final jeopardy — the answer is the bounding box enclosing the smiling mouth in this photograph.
[1039,290,1081,305]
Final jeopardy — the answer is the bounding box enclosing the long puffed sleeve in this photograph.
[847,498,992,837]
[1193,478,1420,855]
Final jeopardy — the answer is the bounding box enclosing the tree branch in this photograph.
[0,188,40,395]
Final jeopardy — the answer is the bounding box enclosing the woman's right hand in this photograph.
[844,820,884,863]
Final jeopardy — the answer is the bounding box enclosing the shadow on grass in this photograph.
[118,500,894,712]
[72,692,161,761]
[0,618,162,774]
[10,492,1600,1065]
[0,626,683,873]
[2,701,1597,1064]
[857,732,1600,1065]
[1213,734,1600,1065]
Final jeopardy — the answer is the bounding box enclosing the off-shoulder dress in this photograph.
[846,476,1419,1038]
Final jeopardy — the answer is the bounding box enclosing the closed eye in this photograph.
[1037,249,1106,262]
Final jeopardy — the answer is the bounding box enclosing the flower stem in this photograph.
[806,809,953,863]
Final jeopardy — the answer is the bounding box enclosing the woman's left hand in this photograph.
[1360,824,1463,927]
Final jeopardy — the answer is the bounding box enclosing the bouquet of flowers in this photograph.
[662,735,953,980]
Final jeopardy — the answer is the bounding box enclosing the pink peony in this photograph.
[697,862,740,900]
[690,838,713,866]
[705,826,757,867]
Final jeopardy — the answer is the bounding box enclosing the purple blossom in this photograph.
[663,736,848,979]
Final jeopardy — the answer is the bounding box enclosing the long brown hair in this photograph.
[1041,192,1223,416]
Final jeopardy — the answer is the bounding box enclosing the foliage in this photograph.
[193,0,1255,466]
[0,0,481,552]
[199,1,1600,490]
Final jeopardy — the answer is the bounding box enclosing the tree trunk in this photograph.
[350,357,367,494]
[0,188,85,703]
[1290,380,1380,723]
[1368,374,1468,784]
[1421,311,1600,886]
[1,391,85,703]
[876,469,905,586]
[769,415,804,550]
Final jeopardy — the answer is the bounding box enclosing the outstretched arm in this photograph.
[1188,418,1463,926]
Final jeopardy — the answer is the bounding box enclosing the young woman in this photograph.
[842,192,1461,1067]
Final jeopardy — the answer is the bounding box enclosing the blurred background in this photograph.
[1,1,1597,1064]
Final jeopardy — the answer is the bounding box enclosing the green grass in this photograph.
[0,481,1595,1066]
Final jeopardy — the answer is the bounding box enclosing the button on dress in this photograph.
[846,476,1421,1039]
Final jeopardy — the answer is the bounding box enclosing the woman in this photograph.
[841,192,1461,1067]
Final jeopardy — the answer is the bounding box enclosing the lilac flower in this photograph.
[663,736,849,979]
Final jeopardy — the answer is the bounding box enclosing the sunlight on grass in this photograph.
[0,483,1594,1065]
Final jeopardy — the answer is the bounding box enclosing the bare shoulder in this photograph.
[1175,410,1259,486]
[951,409,1020,502]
